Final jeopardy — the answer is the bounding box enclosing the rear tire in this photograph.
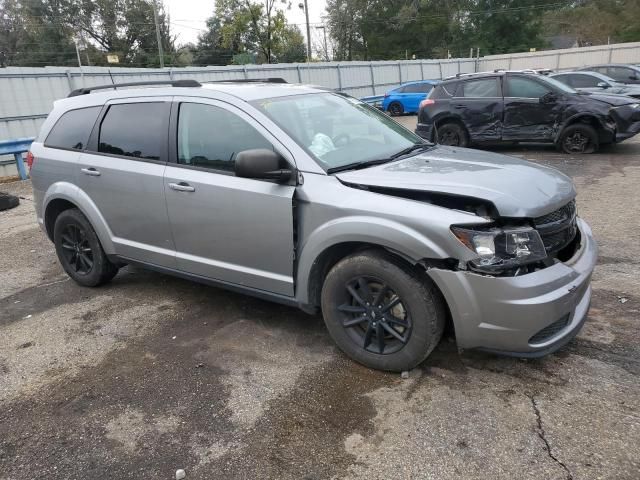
[53,209,119,287]
[321,250,446,372]
[388,102,404,116]
[558,124,598,154]
[437,122,469,147]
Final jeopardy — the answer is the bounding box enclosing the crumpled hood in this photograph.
[335,145,576,218]
[583,92,638,106]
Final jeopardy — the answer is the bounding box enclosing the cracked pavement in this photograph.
[1,118,639,479]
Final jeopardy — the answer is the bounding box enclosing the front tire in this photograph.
[558,124,598,154]
[321,250,446,372]
[437,122,469,147]
[53,209,119,287]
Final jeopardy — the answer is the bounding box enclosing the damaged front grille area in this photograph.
[533,200,578,255]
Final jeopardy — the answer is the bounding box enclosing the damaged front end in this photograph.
[609,102,640,141]
[450,199,580,277]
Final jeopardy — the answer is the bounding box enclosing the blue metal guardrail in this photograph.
[0,137,35,180]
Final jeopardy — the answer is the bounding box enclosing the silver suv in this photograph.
[30,79,597,371]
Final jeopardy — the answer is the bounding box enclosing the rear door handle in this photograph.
[81,167,101,176]
[168,182,195,192]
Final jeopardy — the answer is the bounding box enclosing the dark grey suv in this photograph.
[29,80,597,371]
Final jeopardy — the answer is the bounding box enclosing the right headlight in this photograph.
[451,225,547,273]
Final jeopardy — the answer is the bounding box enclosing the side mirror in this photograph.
[596,81,610,89]
[235,149,294,182]
[540,91,557,104]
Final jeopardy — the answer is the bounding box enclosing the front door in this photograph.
[164,99,296,296]
[502,75,561,141]
[78,99,176,267]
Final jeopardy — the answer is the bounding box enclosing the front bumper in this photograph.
[428,218,597,357]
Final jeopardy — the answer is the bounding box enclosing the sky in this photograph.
[165,0,328,47]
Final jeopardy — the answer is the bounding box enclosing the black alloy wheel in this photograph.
[388,102,404,116]
[53,208,119,287]
[321,250,446,371]
[559,124,598,154]
[436,122,469,147]
[59,224,94,275]
[338,276,412,355]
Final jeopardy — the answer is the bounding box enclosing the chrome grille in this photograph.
[533,200,577,254]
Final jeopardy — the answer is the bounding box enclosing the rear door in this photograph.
[402,83,432,111]
[163,98,296,296]
[453,77,503,141]
[502,75,560,141]
[79,98,176,267]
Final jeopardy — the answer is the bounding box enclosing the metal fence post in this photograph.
[369,62,376,94]
[608,47,613,63]
[420,61,425,80]
[337,64,343,91]
[243,65,249,79]
[438,62,443,79]
[65,69,74,92]
[556,53,561,69]
[14,152,28,180]
[296,65,303,83]
[398,61,403,84]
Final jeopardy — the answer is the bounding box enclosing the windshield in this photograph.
[538,75,577,94]
[252,92,423,172]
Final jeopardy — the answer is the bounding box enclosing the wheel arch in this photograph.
[557,113,612,143]
[43,182,115,253]
[295,217,451,309]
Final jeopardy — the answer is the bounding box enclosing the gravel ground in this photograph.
[1,118,639,480]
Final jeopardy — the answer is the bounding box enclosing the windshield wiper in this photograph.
[389,142,433,159]
[327,158,395,174]
[327,143,433,174]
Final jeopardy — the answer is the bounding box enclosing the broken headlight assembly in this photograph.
[451,225,547,274]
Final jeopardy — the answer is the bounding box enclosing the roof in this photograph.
[56,80,331,111]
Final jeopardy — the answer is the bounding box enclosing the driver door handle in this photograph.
[169,182,195,192]
[81,167,101,176]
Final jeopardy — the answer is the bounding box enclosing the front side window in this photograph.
[461,78,499,97]
[98,103,166,160]
[177,103,273,172]
[253,93,421,172]
[45,106,101,150]
[506,77,550,98]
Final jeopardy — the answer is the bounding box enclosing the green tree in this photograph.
[201,0,300,64]
[544,0,640,46]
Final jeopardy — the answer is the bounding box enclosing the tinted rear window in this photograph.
[97,103,167,160]
[461,78,499,97]
[45,106,101,150]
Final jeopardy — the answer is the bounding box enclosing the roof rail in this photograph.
[205,78,288,84]
[67,79,201,97]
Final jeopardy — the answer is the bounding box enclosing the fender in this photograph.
[43,181,116,254]
[555,112,612,142]
[295,215,450,305]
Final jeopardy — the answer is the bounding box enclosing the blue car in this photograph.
[382,80,439,115]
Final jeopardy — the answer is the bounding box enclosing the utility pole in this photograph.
[299,1,312,62]
[316,26,329,61]
[153,0,165,68]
